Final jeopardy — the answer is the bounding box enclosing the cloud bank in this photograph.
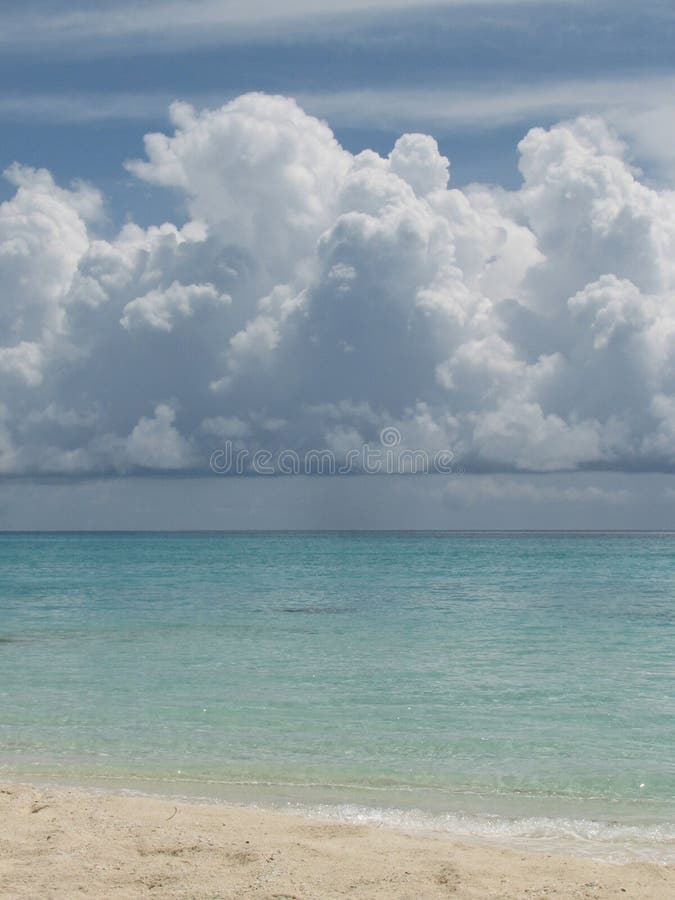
[1,93,675,476]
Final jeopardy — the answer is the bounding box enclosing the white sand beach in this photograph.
[1,783,673,899]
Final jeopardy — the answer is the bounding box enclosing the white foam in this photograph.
[284,802,675,864]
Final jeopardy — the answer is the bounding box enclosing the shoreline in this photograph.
[2,772,674,865]
[1,782,673,899]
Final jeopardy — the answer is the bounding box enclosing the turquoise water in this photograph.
[1,532,674,861]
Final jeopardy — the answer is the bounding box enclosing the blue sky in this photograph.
[2,1,675,529]
[1,0,673,225]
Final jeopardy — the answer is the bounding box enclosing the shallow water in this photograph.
[1,531,674,861]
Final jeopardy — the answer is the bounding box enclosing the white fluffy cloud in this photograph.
[2,92,675,475]
[122,402,196,470]
[120,281,230,332]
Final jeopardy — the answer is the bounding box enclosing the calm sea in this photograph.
[1,532,674,861]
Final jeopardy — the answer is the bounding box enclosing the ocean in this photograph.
[1,531,673,862]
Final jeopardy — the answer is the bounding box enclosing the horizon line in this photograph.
[2,529,675,536]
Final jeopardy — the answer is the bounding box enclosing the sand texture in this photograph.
[0,784,673,899]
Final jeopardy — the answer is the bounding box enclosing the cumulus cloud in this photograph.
[122,402,196,470]
[120,281,230,332]
[1,93,675,475]
[0,164,101,374]
[126,96,350,282]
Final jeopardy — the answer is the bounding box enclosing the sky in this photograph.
[1,0,675,529]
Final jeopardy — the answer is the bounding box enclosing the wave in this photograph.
[284,802,675,864]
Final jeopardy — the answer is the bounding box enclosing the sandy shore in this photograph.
[0,784,673,899]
